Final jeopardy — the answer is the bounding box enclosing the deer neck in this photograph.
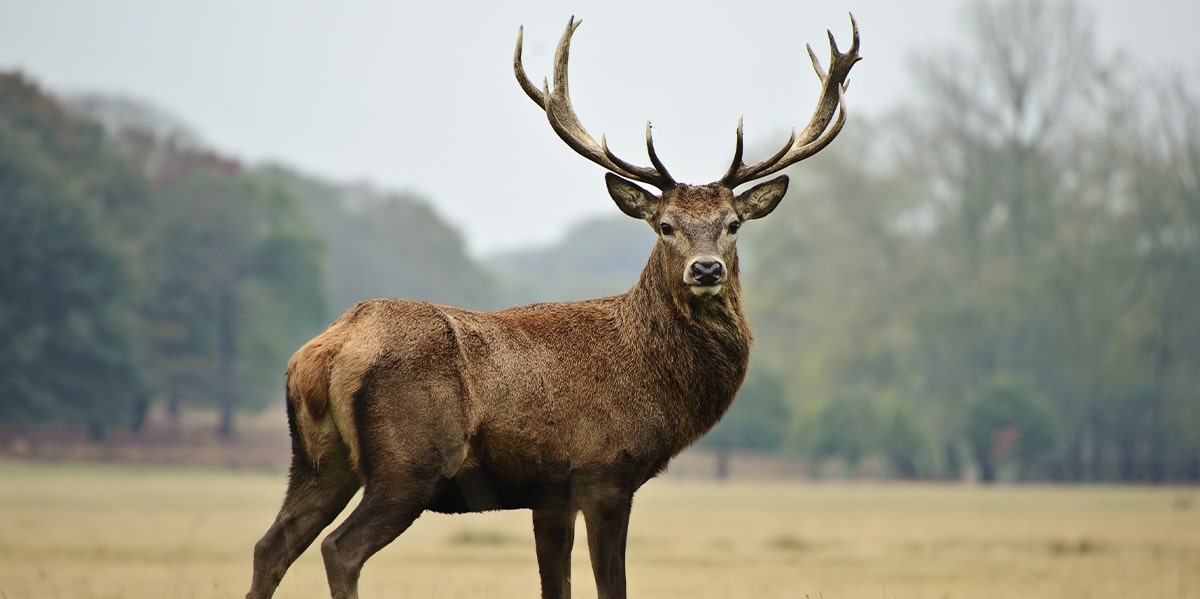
[618,242,753,445]
[652,246,744,322]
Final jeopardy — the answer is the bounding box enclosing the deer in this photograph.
[246,14,860,599]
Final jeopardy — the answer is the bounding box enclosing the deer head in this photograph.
[515,16,861,298]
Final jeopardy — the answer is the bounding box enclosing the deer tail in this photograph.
[285,341,341,470]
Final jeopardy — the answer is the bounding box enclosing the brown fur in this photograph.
[246,184,771,599]
[248,16,857,599]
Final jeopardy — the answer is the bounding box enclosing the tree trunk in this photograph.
[978,457,996,484]
[1117,434,1138,482]
[1150,343,1172,483]
[1065,432,1084,482]
[1086,410,1105,481]
[217,290,238,440]
[130,395,150,434]
[1149,399,1165,483]
[166,377,183,432]
[714,448,731,481]
[944,440,963,481]
[87,421,107,444]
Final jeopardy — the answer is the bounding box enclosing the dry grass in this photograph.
[1,460,1198,598]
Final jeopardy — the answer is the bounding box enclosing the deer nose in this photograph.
[690,259,725,286]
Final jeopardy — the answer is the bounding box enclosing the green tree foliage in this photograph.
[794,392,928,479]
[893,0,1104,478]
[965,376,1055,482]
[745,120,920,404]
[2,79,514,441]
[1100,73,1200,481]
[0,75,144,437]
[1,85,328,439]
[743,121,930,479]
[259,166,503,315]
[880,401,926,479]
[488,215,653,304]
[892,0,1199,481]
[742,0,1199,481]
[119,136,326,438]
[801,392,879,476]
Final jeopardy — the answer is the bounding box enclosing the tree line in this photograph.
[743,0,1199,482]
[0,75,499,440]
[1,0,1196,483]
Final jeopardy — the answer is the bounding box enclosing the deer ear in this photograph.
[734,175,789,220]
[606,173,659,220]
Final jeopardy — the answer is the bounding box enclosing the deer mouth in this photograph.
[689,284,724,297]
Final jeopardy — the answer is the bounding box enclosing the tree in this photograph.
[799,392,880,477]
[138,147,325,438]
[880,401,926,479]
[259,166,505,316]
[965,376,1055,482]
[488,215,653,304]
[0,74,145,437]
[93,116,326,439]
[1101,72,1200,481]
[896,0,1113,479]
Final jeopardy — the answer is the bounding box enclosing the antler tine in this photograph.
[807,43,827,81]
[644,121,673,183]
[719,116,745,185]
[515,17,677,190]
[514,26,545,107]
[720,13,862,189]
[599,121,674,184]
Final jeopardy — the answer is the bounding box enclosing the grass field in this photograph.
[1,460,1197,598]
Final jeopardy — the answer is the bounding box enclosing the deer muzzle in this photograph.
[685,257,727,296]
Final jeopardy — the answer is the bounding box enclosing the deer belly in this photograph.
[427,465,571,514]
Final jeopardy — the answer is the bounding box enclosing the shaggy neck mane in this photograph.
[615,241,753,447]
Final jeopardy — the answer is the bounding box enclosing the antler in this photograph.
[515,17,677,191]
[719,13,862,189]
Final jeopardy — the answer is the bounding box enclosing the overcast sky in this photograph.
[2,0,1198,255]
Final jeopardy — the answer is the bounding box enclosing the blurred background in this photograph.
[1,0,1198,485]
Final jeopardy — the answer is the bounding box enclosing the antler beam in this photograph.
[719,13,862,189]
[515,17,677,191]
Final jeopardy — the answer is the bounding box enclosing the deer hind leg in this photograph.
[533,507,579,599]
[247,432,361,599]
[318,466,441,599]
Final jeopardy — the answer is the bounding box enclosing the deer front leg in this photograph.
[533,507,578,599]
[580,491,633,599]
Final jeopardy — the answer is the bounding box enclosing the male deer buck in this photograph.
[247,14,859,599]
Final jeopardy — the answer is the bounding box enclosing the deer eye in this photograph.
[728,221,741,234]
[659,222,674,236]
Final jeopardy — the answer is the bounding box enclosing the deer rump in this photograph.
[286,296,727,515]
